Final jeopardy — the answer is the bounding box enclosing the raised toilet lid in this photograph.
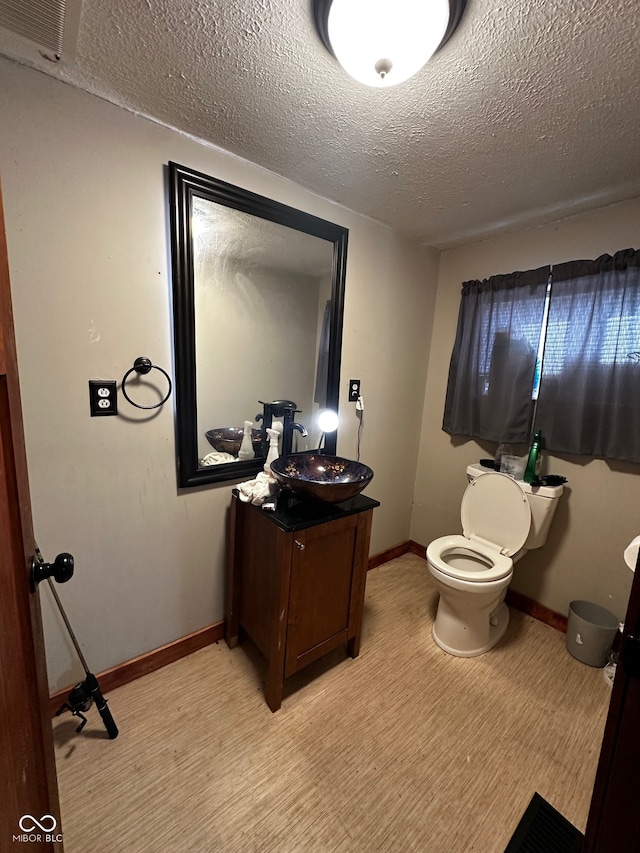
[461,472,531,556]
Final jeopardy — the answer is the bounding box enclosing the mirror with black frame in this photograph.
[168,162,348,489]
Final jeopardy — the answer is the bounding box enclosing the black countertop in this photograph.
[232,489,380,533]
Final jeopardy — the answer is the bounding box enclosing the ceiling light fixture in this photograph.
[313,0,466,88]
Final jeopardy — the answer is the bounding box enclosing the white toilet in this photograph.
[426,465,564,657]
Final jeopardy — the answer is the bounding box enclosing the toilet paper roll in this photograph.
[624,536,640,572]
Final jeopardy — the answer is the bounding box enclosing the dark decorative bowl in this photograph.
[269,454,374,503]
[205,427,263,457]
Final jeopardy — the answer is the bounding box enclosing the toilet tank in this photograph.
[466,463,563,550]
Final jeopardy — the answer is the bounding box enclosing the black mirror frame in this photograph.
[168,161,348,489]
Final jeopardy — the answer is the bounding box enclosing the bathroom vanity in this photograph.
[226,489,379,711]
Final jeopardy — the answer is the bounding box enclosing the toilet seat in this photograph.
[427,535,513,583]
[428,473,531,584]
[461,472,531,556]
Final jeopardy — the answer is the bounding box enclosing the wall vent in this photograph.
[0,0,82,60]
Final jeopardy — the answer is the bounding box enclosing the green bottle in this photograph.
[524,430,543,484]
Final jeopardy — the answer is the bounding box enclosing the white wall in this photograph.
[0,59,439,691]
[412,197,640,622]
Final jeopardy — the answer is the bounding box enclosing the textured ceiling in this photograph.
[1,0,639,248]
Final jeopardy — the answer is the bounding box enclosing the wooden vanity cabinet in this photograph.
[226,490,379,711]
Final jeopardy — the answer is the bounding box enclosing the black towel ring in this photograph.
[121,357,172,410]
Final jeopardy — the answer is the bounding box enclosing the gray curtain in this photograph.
[536,249,640,462]
[443,267,549,443]
[314,299,331,408]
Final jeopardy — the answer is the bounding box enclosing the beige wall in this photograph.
[0,58,439,691]
[412,197,640,622]
[194,262,319,459]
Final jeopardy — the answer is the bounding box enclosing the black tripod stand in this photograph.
[32,546,119,739]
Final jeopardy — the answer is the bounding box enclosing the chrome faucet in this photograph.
[256,399,301,457]
[291,422,308,440]
[281,404,307,456]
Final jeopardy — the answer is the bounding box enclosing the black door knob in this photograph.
[30,552,74,590]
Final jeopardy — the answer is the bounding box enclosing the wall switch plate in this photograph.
[348,379,361,402]
[89,380,117,416]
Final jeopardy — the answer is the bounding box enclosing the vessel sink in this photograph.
[205,427,263,457]
[269,454,374,503]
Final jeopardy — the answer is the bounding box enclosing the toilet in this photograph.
[426,465,564,657]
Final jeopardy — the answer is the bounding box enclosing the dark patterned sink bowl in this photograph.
[205,427,263,457]
[269,454,374,503]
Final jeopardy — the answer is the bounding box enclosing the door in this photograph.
[285,515,358,677]
[582,548,640,851]
[0,178,63,851]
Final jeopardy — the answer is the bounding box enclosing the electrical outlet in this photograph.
[89,380,117,416]
[348,379,361,402]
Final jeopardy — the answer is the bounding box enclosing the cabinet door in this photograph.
[285,515,359,677]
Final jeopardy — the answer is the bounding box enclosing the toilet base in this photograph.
[432,601,510,658]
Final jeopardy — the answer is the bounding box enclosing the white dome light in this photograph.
[317,409,340,432]
[318,0,456,88]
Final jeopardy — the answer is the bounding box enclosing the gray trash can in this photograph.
[566,600,619,667]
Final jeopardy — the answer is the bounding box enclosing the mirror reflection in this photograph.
[193,197,333,465]
[169,162,348,488]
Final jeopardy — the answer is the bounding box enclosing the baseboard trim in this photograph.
[367,539,427,569]
[49,621,224,717]
[50,541,566,715]
[368,541,411,569]
[505,588,568,633]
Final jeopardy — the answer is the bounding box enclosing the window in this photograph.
[443,248,640,464]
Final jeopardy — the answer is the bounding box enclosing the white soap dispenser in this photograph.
[264,427,280,473]
[238,420,255,461]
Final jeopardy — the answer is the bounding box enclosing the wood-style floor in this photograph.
[53,554,611,853]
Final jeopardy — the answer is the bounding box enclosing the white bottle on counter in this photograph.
[238,420,255,460]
